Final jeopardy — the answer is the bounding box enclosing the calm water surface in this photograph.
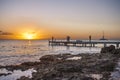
[0,40,101,66]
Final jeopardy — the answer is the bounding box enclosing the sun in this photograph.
[23,32,36,40]
[26,33,33,39]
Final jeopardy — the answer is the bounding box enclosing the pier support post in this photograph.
[49,40,51,46]
[116,43,119,47]
[93,44,95,47]
[85,44,86,47]
[64,43,68,46]
[104,43,107,47]
[90,43,92,47]
[82,44,84,47]
[73,43,76,46]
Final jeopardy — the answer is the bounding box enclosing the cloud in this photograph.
[0,31,14,35]
[2,32,13,35]
[0,30,3,34]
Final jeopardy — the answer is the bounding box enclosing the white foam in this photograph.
[0,68,12,74]
[0,68,36,80]
[66,56,82,60]
[109,61,120,80]
[90,74,103,80]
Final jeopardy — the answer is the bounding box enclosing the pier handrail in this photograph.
[49,39,120,47]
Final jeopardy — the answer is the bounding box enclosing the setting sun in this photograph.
[23,32,36,40]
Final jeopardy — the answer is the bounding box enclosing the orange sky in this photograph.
[0,0,120,40]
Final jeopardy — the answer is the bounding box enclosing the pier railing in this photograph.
[49,40,120,47]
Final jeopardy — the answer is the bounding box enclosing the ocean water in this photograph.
[0,68,36,80]
[0,40,102,66]
[0,40,120,80]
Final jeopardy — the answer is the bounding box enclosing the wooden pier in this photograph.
[49,40,120,47]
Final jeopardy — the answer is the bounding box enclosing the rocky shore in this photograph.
[0,45,120,80]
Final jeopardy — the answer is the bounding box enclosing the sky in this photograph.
[0,0,120,40]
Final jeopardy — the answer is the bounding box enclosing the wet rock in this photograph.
[40,55,60,63]
[21,62,40,66]
[2,51,120,80]
[17,76,30,80]
[101,72,111,80]
[0,62,40,72]
[101,45,115,53]
[81,77,94,80]
[99,61,116,72]
[112,48,120,55]
[56,63,82,72]
[0,73,11,76]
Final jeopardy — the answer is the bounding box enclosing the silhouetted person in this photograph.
[89,35,91,42]
[67,36,70,42]
[52,36,54,41]
[89,35,92,47]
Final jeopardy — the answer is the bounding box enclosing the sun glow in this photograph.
[23,32,36,40]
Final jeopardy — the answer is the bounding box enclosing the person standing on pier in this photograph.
[67,36,70,42]
[52,37,54,42]
[89,35,91,42]
[89,35,92,47]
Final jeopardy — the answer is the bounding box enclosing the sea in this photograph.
[0,40,101,66]
[0,40,120,80]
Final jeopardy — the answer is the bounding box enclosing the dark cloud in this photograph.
[2,32,13,35]
[0,30,2,34]
[0,31,14,35]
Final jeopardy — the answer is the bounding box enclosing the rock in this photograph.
[81,77,94,80]
[0,73,11,76]
[4,52,120,80]
[17,76,30,80]
[109,45,115,51]
[112,48,120,54]
[101,45,115,53]
[21,62,40,66]
[99,61,116,71]
[40,55,59,63]
[55,63,82,72]
[68,76,94,80]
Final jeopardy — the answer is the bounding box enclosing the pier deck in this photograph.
[49,40,120,47]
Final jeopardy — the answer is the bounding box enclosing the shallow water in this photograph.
[0,40,101,66]
[109,59,120,80]
[0,68,36,80]
[66,56,82,60]
[90,74,103,80]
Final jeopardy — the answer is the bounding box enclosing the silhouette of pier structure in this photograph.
[49,36,120,47]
